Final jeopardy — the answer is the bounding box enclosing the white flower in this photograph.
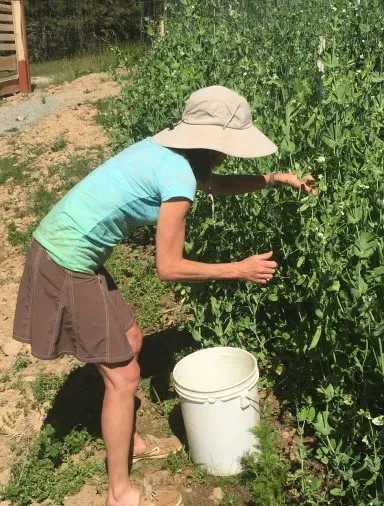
[317,156,326,163]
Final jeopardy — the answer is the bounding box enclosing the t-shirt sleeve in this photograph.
[157,157,197,203]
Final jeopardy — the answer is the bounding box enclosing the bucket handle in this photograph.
[240,391,259,410]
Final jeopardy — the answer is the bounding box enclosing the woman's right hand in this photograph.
[238,251,278,284]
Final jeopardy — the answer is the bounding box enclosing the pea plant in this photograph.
[105,0,384,503]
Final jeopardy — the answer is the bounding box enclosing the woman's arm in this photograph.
[198,173,316,196]
[156,199,277,283]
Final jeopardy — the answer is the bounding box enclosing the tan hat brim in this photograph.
[152,123,278,158]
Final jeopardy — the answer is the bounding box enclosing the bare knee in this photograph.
[126,324,143,357]
[98,358,140,396]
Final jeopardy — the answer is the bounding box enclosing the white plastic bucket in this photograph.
[173,346,260,476]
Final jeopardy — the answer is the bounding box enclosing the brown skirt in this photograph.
[13,240,135,364]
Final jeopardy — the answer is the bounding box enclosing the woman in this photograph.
[13,86,315,506]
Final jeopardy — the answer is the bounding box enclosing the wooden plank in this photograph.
[0,4,12,13]
[0,41,15,50]
[0,53,16,70]
[18,0,30,92]
[0,74,18,97]
[0,32,15,41]
[0,13,13,22]
[12,0,23,60]
[0,53,16,71]
[0,22,14,31]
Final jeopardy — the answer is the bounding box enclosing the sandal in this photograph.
[132,435,182,463]
[139,481,182,506]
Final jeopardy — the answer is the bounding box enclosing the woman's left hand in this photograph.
[284,173,317,194]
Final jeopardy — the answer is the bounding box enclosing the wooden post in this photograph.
[159,19,165,37]
[12,0,30,93]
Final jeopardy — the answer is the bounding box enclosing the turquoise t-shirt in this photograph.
[33,138,196,274]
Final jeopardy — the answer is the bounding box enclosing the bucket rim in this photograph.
[173,346,259,397]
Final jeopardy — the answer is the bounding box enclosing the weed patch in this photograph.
[241,421,288,505]
[32,372,67,406]
[13,354,31,372]
[0,425,104,506]
[6,222,35,252]
[50,136,68,152]
[0,157,27,185]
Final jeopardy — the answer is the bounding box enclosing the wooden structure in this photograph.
[0,0,30,97]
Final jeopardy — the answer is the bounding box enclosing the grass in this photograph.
[32,372,67,406]
[0,157,28,185]
[50,136,67,152]
[13,354,31,372]
[30,42,143,88]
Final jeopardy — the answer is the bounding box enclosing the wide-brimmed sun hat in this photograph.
[152,85,278,158]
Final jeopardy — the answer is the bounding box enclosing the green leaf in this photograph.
[353,232,377,258]
[308,406,316,422]
[369,266,384,277]
[314,412,332,436]
[327,280,340,292]
[330,488,346,497]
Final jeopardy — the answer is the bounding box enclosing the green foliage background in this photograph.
[104,0,384,503]
[25,0,140,61]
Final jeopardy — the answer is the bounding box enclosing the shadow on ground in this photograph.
[43,327,199,441]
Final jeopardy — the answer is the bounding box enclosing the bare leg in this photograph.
[97,358,140,506]
[97,323,182,506]
[125,324,147,453]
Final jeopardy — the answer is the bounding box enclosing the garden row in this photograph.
[103,0,384,504]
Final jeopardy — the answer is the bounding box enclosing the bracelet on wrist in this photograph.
[267,172,276,188]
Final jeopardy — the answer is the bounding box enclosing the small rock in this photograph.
[212,488,224,501]
[0,468,11,486]
[281,428,297,440]
[16,116,26,122]
[209,487,224,503]
[2,340,23,357]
